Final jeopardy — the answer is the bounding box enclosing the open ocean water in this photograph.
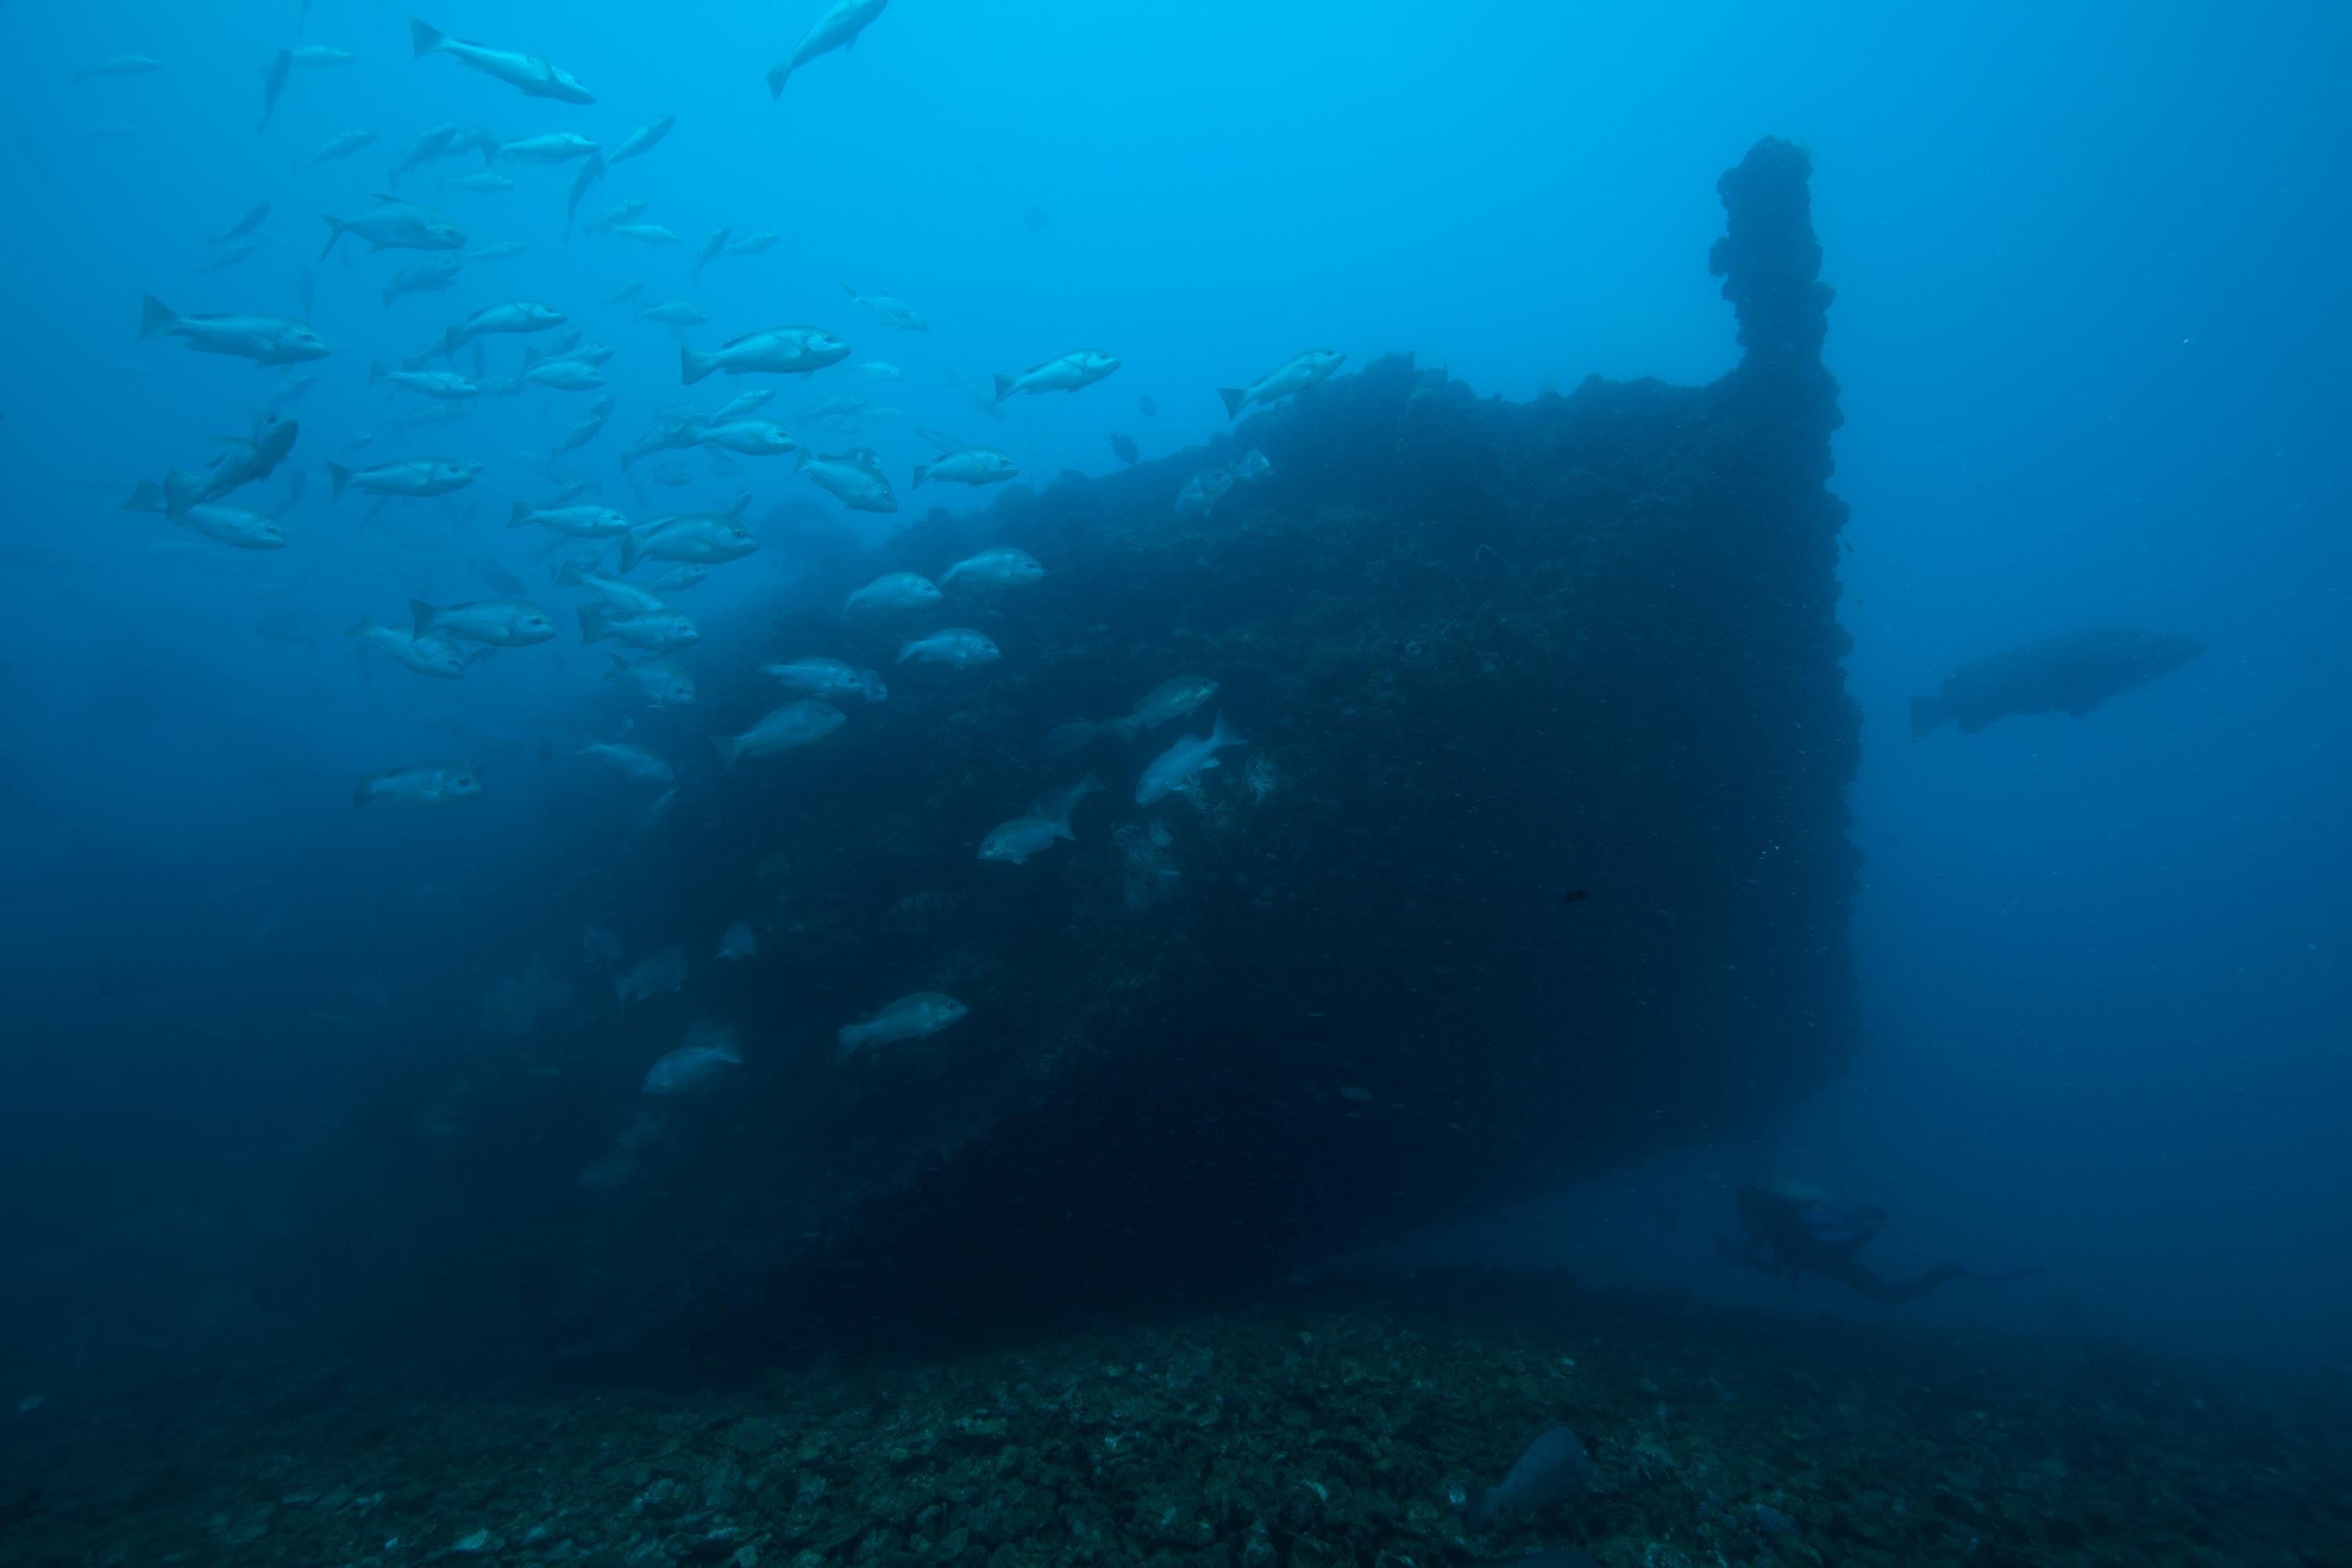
[1,4,2347,1565]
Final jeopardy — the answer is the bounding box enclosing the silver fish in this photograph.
[800,448,895,513]
[328,459,478,499]
[606,655,695,708]
[1112,676,1218,742]
[941,547,1043,589]
[767,0,890,96]
[614,948,688,1004]
[346,617,473,680]
[911,446,1016,489]
[711,700,845,767]
[579,742,674,785]
[75,55,164,82]
[621,511,757,572]
[980,773,1100,866]
[444,299,564,353]
[409,18,594,104]
[156,417,298,515]
[897,629,999,669]
[380,256,465,307]
[1136,712,1245,804]
[368,362,477,399]
[353,760,481,808]
[840,279,926,331]
[137,297,328,365]
[320,197,466,259]
[992,348,1120,401]
[608,115,675,166]
[207,200,269,248]
[693,419,795,456]
[121,481,284,550]
[842,572,939,617]
[1218,349,1346,419]
[299,129,377,171]
[495,132,599,163]
[644,1029,740,1095]
[578,606,699,652]
[762,657,887,704]
[837,990,966,1055]
[410,597,555,648]
[681,324,849,383]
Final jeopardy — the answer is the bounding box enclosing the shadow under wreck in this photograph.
[324,137,1860,1369]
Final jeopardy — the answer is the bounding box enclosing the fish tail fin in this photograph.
[162,469,204,517]
[352,774,380,808]
[318,216,345,260]
[618,532,643,573]
[764,60,793,99]
[991,372,1015,402]
[834,1025,864,1055]
[136,294,178,341]
[367,359,387,384]
[554,559,583,586]
[909,463,930,488]
[327,461,353,502]
[604,652,630,680]
[578,604,611,644]
[342,613,376,637]
[1217,387,1247,419]
[1908,694,1944,740]
[408,598,439,637]
[122,480,168,514]
[679,346,715,385]
[506,501,535,529]
[1109,715,1139,744]
[1214,711,1246,749]
[408,18,445,57]
[711,734,741,768]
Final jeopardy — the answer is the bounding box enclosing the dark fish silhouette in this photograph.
[260,49,290,132]
[1136,394,1158,417]
[1559,888,1588,905]
[1467,1425,1596,1530]
[474,555,524,595]
[1109,430,1138,465]
[1911,628,2202,739]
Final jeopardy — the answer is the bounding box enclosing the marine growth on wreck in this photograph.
[279,139,1864,1369]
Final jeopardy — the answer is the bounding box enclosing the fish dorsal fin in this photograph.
[848,447,883,472]
[726,491,751,518]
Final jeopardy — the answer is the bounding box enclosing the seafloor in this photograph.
[5,1274,2345,1567]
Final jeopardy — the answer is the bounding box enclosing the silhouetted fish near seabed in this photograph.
[1465,1425,1596,1531]
[1909,628,2202,739]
